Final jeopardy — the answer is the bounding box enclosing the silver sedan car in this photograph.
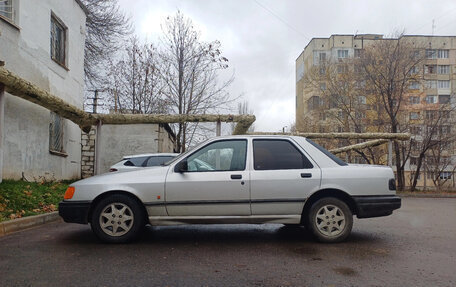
[59,136,401,243]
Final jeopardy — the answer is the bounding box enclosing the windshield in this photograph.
[306,138,348,166]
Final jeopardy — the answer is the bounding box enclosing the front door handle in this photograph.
[231,174,242,180]
[301,173,312,178]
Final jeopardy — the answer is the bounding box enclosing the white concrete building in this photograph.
[0,0,87,181]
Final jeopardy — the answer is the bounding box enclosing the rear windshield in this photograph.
[306,138,348,166]
[123,157,148,167]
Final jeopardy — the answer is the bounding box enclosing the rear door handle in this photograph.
[301,173,312,178]
[231,174,242,180]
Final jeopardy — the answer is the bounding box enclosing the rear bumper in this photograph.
[58,201,91,224]
[353,195,401,218]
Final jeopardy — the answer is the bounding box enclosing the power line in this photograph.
[408,6,456,34]
[252,0,310,41]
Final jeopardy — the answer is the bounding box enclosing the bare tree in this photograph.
[104,36,167,114]
[409,105,456,191]
[159,11,234,152]
[302,57,387,164]
[358,36,425,190]
[81,0,131,86]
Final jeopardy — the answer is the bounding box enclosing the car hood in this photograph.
[72,165,169,186]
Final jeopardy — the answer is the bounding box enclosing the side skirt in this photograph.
[148,215,302,226]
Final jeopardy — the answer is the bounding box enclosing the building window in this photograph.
[409,96,420,105]
[0,0,12,21]
[49,112,65,153]
[410,126,422,135]
[438,80,450,89]
[319,52,326,62]
[426,80,437,89]
[337,49,348,58]
[425,110,436,120]
[319,65,326,75]
[410,157,418,165]
[425,65,436,74]
[320,83,326,91]
[440,126,451,134]
[337,65,347,74]
[438,65,449,74]
[409,81,420,90]
[426,49,437,59]
[439,95,450,104]
[410,66,419,75]
[438,49,449,59]
[354,49,363,58]
[358,96,366,104]
[50,14,67,67]
[409,112,419,120]
[425,95,437,104]
[439,172,452,180]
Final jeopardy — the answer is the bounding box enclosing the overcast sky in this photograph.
[118,0,456,132]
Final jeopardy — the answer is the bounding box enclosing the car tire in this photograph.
[307,197,353,243]
[91,194,145,243]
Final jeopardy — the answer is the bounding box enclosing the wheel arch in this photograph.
[301,188,357,224]
[88,190,148,224]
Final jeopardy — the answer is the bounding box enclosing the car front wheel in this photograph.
[307,197,353,243]
[91,194,145,243]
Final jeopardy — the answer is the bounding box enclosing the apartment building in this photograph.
[0,0,87,181]
[296,34,456,189]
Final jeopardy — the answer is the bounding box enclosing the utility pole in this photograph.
[93,89,98,114]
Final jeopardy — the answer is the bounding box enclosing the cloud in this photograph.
[119,0,456,133]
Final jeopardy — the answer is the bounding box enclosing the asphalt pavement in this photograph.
[0,197,455,287]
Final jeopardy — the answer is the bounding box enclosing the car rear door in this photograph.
[250,138,321,216]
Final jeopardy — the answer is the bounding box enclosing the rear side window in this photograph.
[306,138,348,166]
[123,156,148,167]
[145,156,175,167]
[253,139,313,170]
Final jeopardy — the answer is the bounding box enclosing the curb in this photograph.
[0,211,61,237]
[398,193,456,198]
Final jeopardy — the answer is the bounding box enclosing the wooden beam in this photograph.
[0,66,94,132]
[0,66,256,133]
[329,139,389,155]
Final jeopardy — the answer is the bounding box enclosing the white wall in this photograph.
[0,0,86,181]
[97,124,175,174]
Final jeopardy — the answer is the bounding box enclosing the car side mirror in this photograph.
[175,160,188,173]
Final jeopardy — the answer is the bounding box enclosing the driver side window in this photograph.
[186,140,247,172]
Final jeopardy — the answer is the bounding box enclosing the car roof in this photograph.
[122,153,179,159]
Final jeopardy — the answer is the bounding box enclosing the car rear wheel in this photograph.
[91,194,145,243]
[307,197,353,243]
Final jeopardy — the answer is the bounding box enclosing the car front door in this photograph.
[250,138,321,216]
[165,139,250,216]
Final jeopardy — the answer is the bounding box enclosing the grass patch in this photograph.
[0,180,70,221]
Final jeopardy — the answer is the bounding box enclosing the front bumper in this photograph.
[58,201,91,224]
[353,195,401,218]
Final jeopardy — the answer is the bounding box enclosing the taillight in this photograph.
[64,186,75,199]
[388,179,396,191]
[110,168,118,172]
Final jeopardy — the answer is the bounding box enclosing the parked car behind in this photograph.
[109,153,179,172]
[60,136,401,244]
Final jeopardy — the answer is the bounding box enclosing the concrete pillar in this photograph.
[0,84,4,183]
